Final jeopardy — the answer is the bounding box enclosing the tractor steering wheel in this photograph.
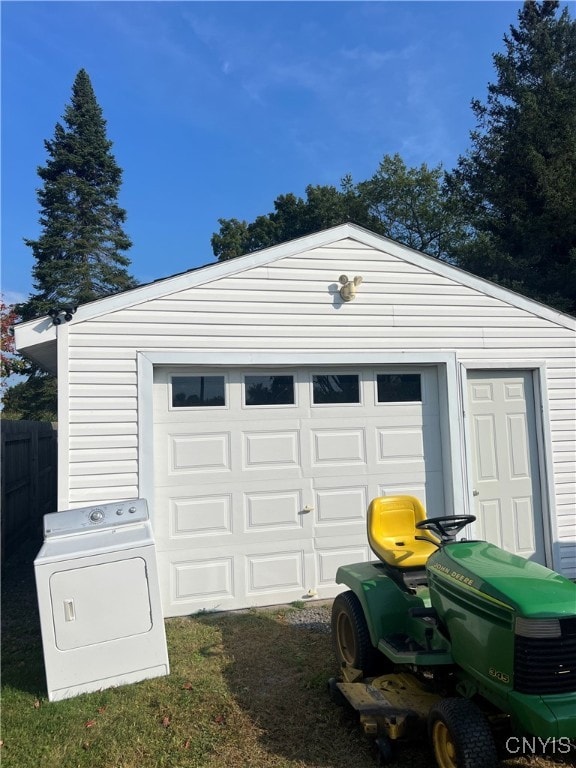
[415,515,476,543]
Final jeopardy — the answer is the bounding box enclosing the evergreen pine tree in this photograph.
[21,68,136,321]
[7,69,136,420]
[449,1,576,314]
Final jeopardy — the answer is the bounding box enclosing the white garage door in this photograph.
[153,366,444,616]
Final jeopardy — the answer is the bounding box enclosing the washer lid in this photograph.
[43,499,149,538]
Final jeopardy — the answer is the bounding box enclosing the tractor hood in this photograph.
[428,541,576,619]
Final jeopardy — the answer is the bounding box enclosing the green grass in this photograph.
[0,544,377,768]
[2,543,573,768]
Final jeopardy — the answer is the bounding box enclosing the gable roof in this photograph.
[14,223,576,370]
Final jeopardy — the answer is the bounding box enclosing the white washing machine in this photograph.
[34,499,170,702]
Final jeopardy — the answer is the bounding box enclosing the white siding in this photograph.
[63,237,576,575]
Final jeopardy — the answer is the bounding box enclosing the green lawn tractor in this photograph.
[329,495,576,768]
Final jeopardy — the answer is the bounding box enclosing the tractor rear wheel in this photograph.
[428,698,497,768]
[331,591,383,676]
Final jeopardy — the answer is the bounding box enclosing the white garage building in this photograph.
[15,224,576,616]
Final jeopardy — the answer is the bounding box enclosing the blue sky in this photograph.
[2,1,554,305]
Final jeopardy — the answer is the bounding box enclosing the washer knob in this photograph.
[89,509,104,523]
[128,506,137,514]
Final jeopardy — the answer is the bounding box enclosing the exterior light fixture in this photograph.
[48,307,77,326]
[338,275,363,302]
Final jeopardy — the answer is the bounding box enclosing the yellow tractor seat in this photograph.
[367,495,438,569]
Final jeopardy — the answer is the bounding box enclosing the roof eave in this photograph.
[14,319,58,374]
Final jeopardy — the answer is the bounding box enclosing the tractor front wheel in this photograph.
[428,698,497,768]
[331,591,383,676]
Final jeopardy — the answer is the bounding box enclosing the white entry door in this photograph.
[467,370,545,563]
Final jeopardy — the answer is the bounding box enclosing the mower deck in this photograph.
[333,670,441,740]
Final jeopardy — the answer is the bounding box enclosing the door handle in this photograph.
[302,505,314,513]
[64,599,76,622]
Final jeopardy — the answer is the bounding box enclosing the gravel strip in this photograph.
[283,603,332,634]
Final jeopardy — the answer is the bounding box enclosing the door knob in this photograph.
[472,489,480,497]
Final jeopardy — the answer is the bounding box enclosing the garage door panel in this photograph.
[154,366,445,615]
[155,479,313,550]
[313,483,368,530]
[244,487,308,533]
[302,421,370,478]
[170,432,231,474]
[167,552,236,611]
[241,423,304,480]
[314,535,372,588]
[243,429,300,469]
[376,426,424,463]
[310,427,367,466]
[160,540,316,614]
[168,493,233,540]
[243,537,316,605]
[159,422,302,485]
[245,549,306,597]
[162,419,307,482]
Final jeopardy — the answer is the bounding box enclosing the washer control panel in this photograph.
[43,499,149,537]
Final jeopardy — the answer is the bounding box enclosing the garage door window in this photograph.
[172,376,226,407]
[245,375,295,406]
[377,374,421,402]
[313,374,360,404]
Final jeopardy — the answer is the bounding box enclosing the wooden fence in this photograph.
[1,420,57,562]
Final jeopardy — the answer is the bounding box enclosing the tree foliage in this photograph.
[211,3,575,315]
[1,375,58,422]
[211,181,376,261]
[211,157,470,263]
[448,0,576,313]
[6,69,136,420]
[0,300,52,420]
[20,68,136,321]
[357,154,470,261]
[1,300,26,387]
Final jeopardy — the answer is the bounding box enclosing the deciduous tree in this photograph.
[0,300,26,388]
[211,181,375,261]
[358,154,470,262]
[211,157,470,263]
